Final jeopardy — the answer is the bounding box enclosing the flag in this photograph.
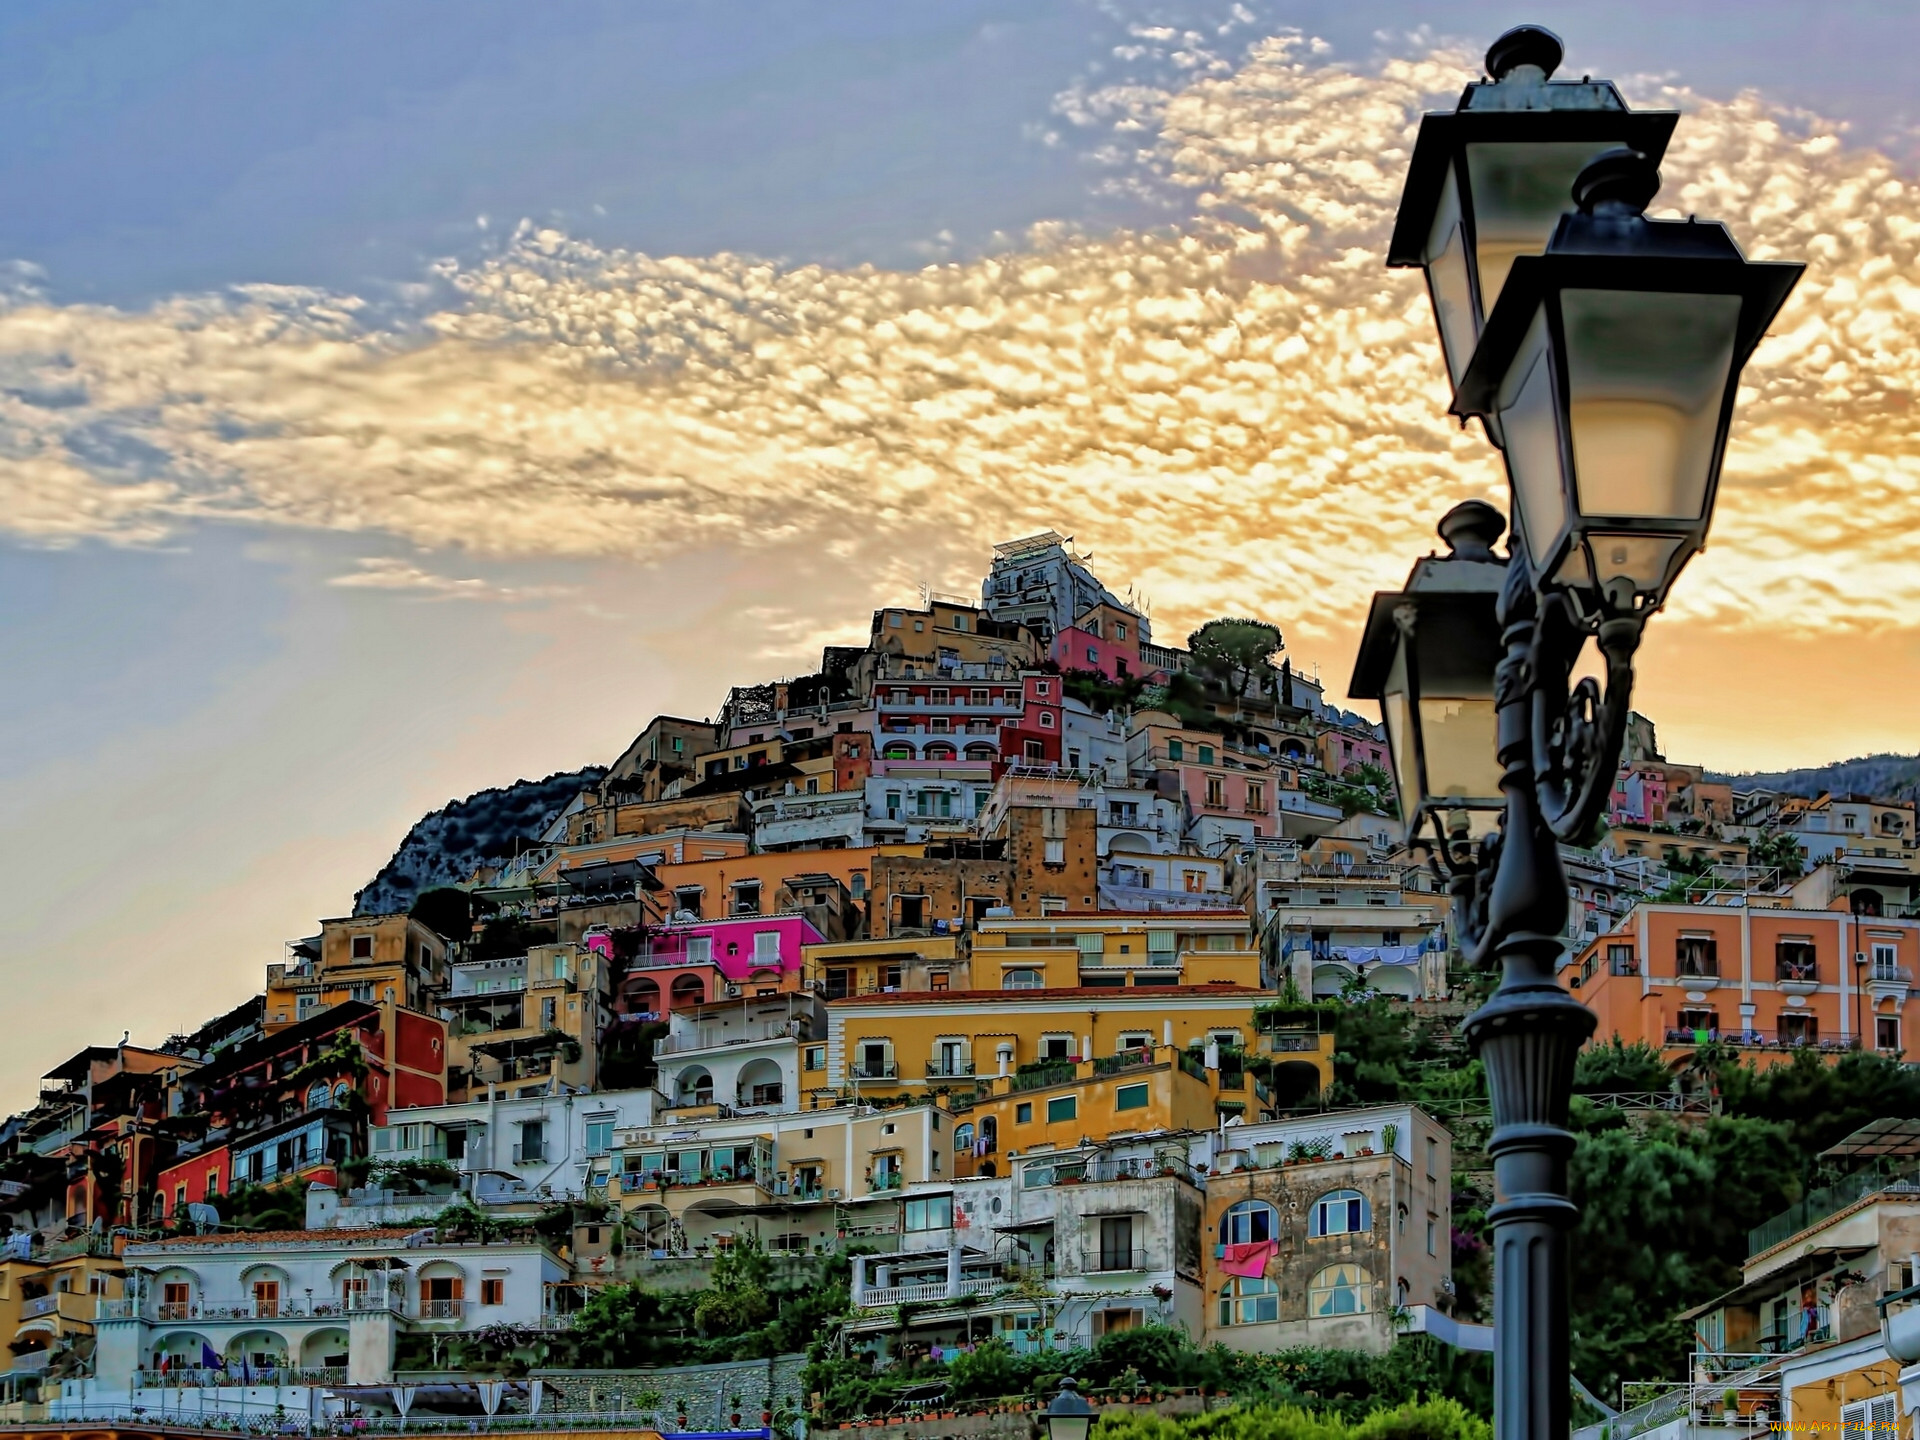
[201,1342,223,1372]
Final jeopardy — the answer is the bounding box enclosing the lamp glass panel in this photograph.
[1417,696,1503,803]
[1464,141,1624,317]
[1423,164,1479,389]
[1561,288,1740,524]
[1496,308,1568,572]
[1553,532,1690,596]
[1380,643,1422,819]
[1048,1416,1092,1440]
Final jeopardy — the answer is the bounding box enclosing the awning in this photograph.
[1821,1118,1920,1162]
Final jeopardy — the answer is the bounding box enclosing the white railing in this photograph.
[654,1019,804,1056]
[859,1277,1000,1308]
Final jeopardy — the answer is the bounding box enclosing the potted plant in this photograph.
[730,1392,745,1427]
[1723,1389,1740,1421]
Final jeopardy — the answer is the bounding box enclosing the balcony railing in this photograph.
[925,1058,976,1078]
[858,1276,1001,1309]
[1010,1063,1076,1092]
[654,1021,805,1057]
[418,1298,466,1320]
[512,1144,548,1164]
[1749,1165,1920,1256]
[1082,1246,1151,1273]
[108,1297,360,1321]
[869,1171,904,1193]
[850,1062,899,1080]
[1664,1029,1857,1052]
[1872,962,1913,985]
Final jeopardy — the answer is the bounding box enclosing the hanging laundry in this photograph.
[1219,1239,1278,1278]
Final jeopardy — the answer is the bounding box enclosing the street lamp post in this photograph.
[1358,27,1804,1440]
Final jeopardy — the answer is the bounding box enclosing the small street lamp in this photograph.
[1388,25,1678,394]
[1043,1379,1094,1440]
[1363,30,1804,1440]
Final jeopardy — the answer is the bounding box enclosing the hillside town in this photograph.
[2,531,1916,1436]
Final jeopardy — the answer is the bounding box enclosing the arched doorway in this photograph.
[670,974,705,1008]
[737,1058,784,1108]
[625,977,661,1016]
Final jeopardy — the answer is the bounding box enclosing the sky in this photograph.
[5,1,1920,1105]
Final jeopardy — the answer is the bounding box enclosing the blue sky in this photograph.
[6,1,1920,1100]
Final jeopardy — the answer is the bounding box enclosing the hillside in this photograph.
[1709,752,1920,803]
[351,768,604,917]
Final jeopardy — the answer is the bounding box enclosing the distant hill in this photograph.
[352,769,604,917]
[1708,753,1920,803]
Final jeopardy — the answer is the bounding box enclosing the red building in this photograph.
[154,1001,446,1221]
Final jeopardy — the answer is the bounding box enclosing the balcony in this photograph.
[925,1058,976,1079]
[1749,1164,1920,1256]
[1665,1028,1857,1053]
[417,1298,466,1321]
[512,1144,549,1164]
[850,1061,899,1081]
[859,1275,1003,1309]
[1010,1063,1076,1092]
[869,1171,904,1194]
[654,1018,806,1057]
[1082,1246,1151,1273]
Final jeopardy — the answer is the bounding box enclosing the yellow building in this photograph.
[820,983,1271,1108]
[804,934,964,999]
[444,942,611,1100]
[611,1102,951,1253]
[968,911,1262,991]
[264,913,451,1033]
[951,1043,1276,1173]
[0,1239,127,1406]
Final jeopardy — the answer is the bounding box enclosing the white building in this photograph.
[64,1228,567,1422]
[367,1086,657,1204]
[651,993,818,1114]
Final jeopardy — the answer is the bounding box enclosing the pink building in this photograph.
[622,912,825,1016]
[1049,602,1143,683]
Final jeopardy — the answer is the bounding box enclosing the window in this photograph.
[1016,1103,1033,1124]
[1116,622,1127,641]
[1206,776,1225,808]
[1041,1034,1073,1060]
[421,1275,464,1318]
[1839,1395,1898,1438]
[1046,1095,1078,1123]
[1309,1189,1370,1237]
[1198,744,1215,765]
[541,996,557,1028]
[1245,781,1266,812]
[1098,1215,1136,1270]
[1003,968,1042,989]
[515,1121,547,1164]
[1676,935,1718,978]
[804,1045,825,1071]
[161,1281,190,1317]
[1036,681,1051,697]
[1775,939,1817,982]
[584,1119,615,1157]
[1607,944,1639,976]
[1024,739,1045,762]
[1088,646,1100,665]
[673,887,703,918]
[1039,712,1055,729]
[1221,1200,1277,1246]
[1168,739,1184,761]
[687,936,712,965]
[1117,1032,1151,1052]
[1044,838,1066,866]
[351,935,374,960]
[1676,1007,1720,1039]
[480,1278,505,1306]
[1879,1016,1903,1053]
[1115,1082,1149,1111]
[1309,1263,1373,1316]
[1427,1215,1438,1256]
[754,931,781,963]
[929,970,949,991]
[916,790,954,819]
[1217,1275,1280,1326]
[905,1194,954,1231]
[1778,1012,1818,1046]
[347,982,374,1003]
[1873,942,1902,981]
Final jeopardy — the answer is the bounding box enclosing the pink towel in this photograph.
[1220,1240,1278,1278]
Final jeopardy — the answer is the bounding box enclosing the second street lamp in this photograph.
[1454,147,1804,617]
[1367,33,1806,1440]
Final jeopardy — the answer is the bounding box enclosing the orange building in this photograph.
[1564,901,1920,1066]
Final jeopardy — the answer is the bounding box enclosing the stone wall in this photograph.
[539,1353,808,1431]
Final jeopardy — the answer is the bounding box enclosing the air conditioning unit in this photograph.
[725,983,742,998]
[827,1188,843,1200]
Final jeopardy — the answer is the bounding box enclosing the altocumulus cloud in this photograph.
[0,34,1916,638]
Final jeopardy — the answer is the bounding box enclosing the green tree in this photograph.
[1187,619,1285,704]
[1749,829,1805,882]
[1572,1038,1674,1094]
[694,1236,775,1335]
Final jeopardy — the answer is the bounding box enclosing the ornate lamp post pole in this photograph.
[1356,27,1803,1440]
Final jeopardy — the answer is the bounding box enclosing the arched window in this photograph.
[306,1082,331,1111]
[954,1123,975,1154]
[1217,1274,1280,1326]
[965,743,997,762]
[1309,1262,1373,1316]
[1002,969,1042,990]
[924,743,956,761]
[882,742,914,760]
[1309,1189,1370,1238]
[1220,1200,1277,1246]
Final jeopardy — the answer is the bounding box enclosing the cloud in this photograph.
[327,556,575,603]
[0,33,1916,641]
